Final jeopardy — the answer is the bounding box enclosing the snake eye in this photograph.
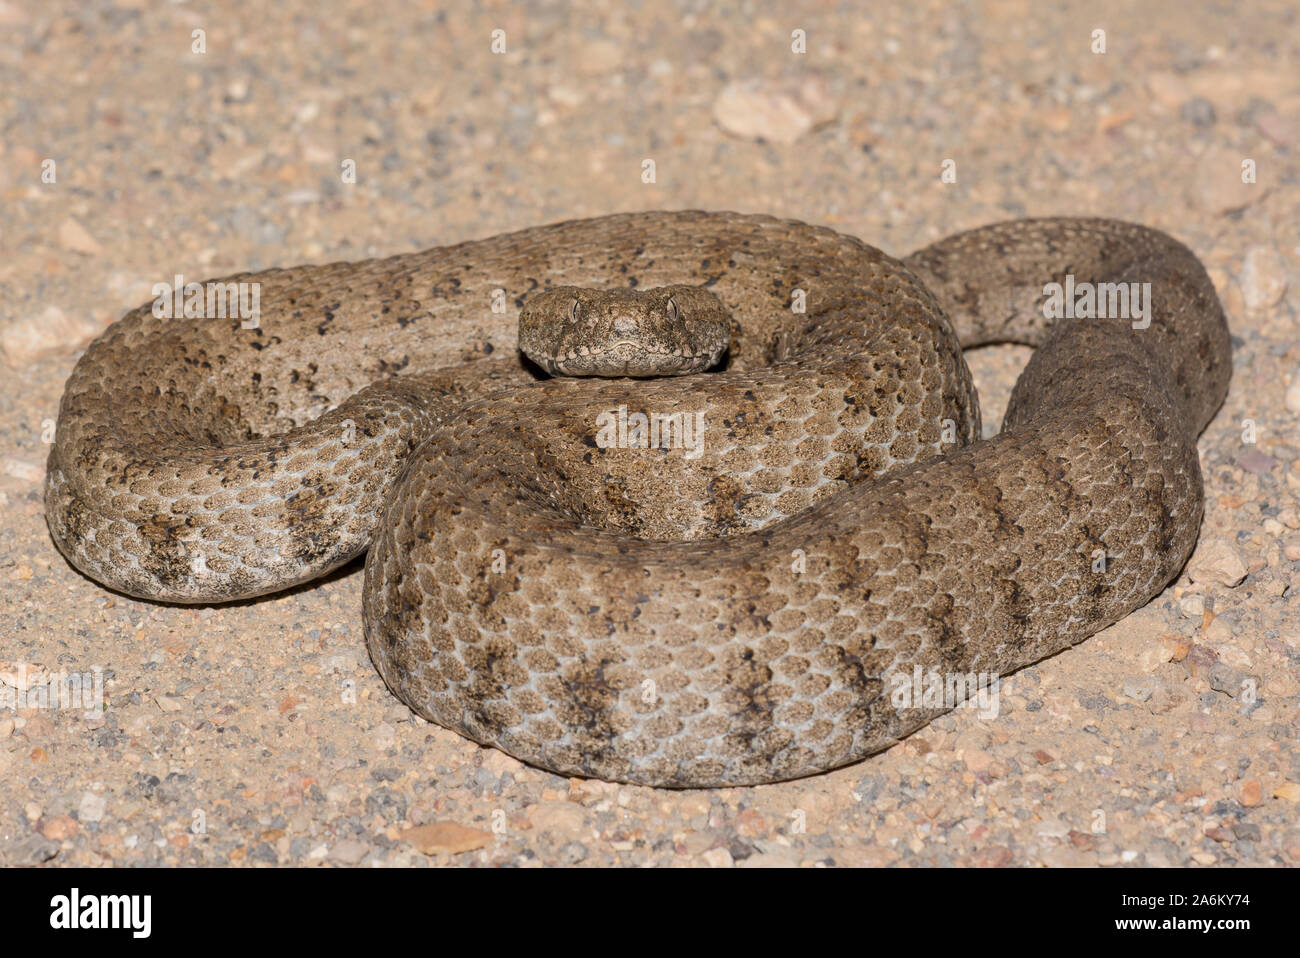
[569,298,581,324]
[666,296,680,323]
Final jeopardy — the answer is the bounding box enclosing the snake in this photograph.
[44,212,1231,787]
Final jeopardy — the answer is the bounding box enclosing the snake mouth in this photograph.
[550,342,720,378]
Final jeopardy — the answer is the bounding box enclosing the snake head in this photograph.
[518,285,730,377]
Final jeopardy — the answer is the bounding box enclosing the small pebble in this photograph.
[713,74,838,144]
[1193,146,1259,214]
[326,840,369,865]
[399,822,492,856]
[41,815,79,841]
[1123,678,1154,702]
[1284,378,1300,415]
[1187,539,1248,586]
[1256,109,1299,147]
[1236,448,1278,475]
[1179,97,1216,126]
[78,791,107,823]
[700,847,734,868]
[1238,246,1289,309]
[0,306,101,364]
[58,217,103,256]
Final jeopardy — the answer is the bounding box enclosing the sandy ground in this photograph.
[1,0,1298,867]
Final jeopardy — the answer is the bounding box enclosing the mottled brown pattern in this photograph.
[45,212,1230,786]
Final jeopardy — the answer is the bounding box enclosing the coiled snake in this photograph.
[45,212,1231,786]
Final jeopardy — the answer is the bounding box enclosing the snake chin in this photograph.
[549,341,724,378]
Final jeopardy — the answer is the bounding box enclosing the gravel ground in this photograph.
[1,0,1298,867]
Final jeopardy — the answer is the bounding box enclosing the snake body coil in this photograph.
[46,213,1230,786]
